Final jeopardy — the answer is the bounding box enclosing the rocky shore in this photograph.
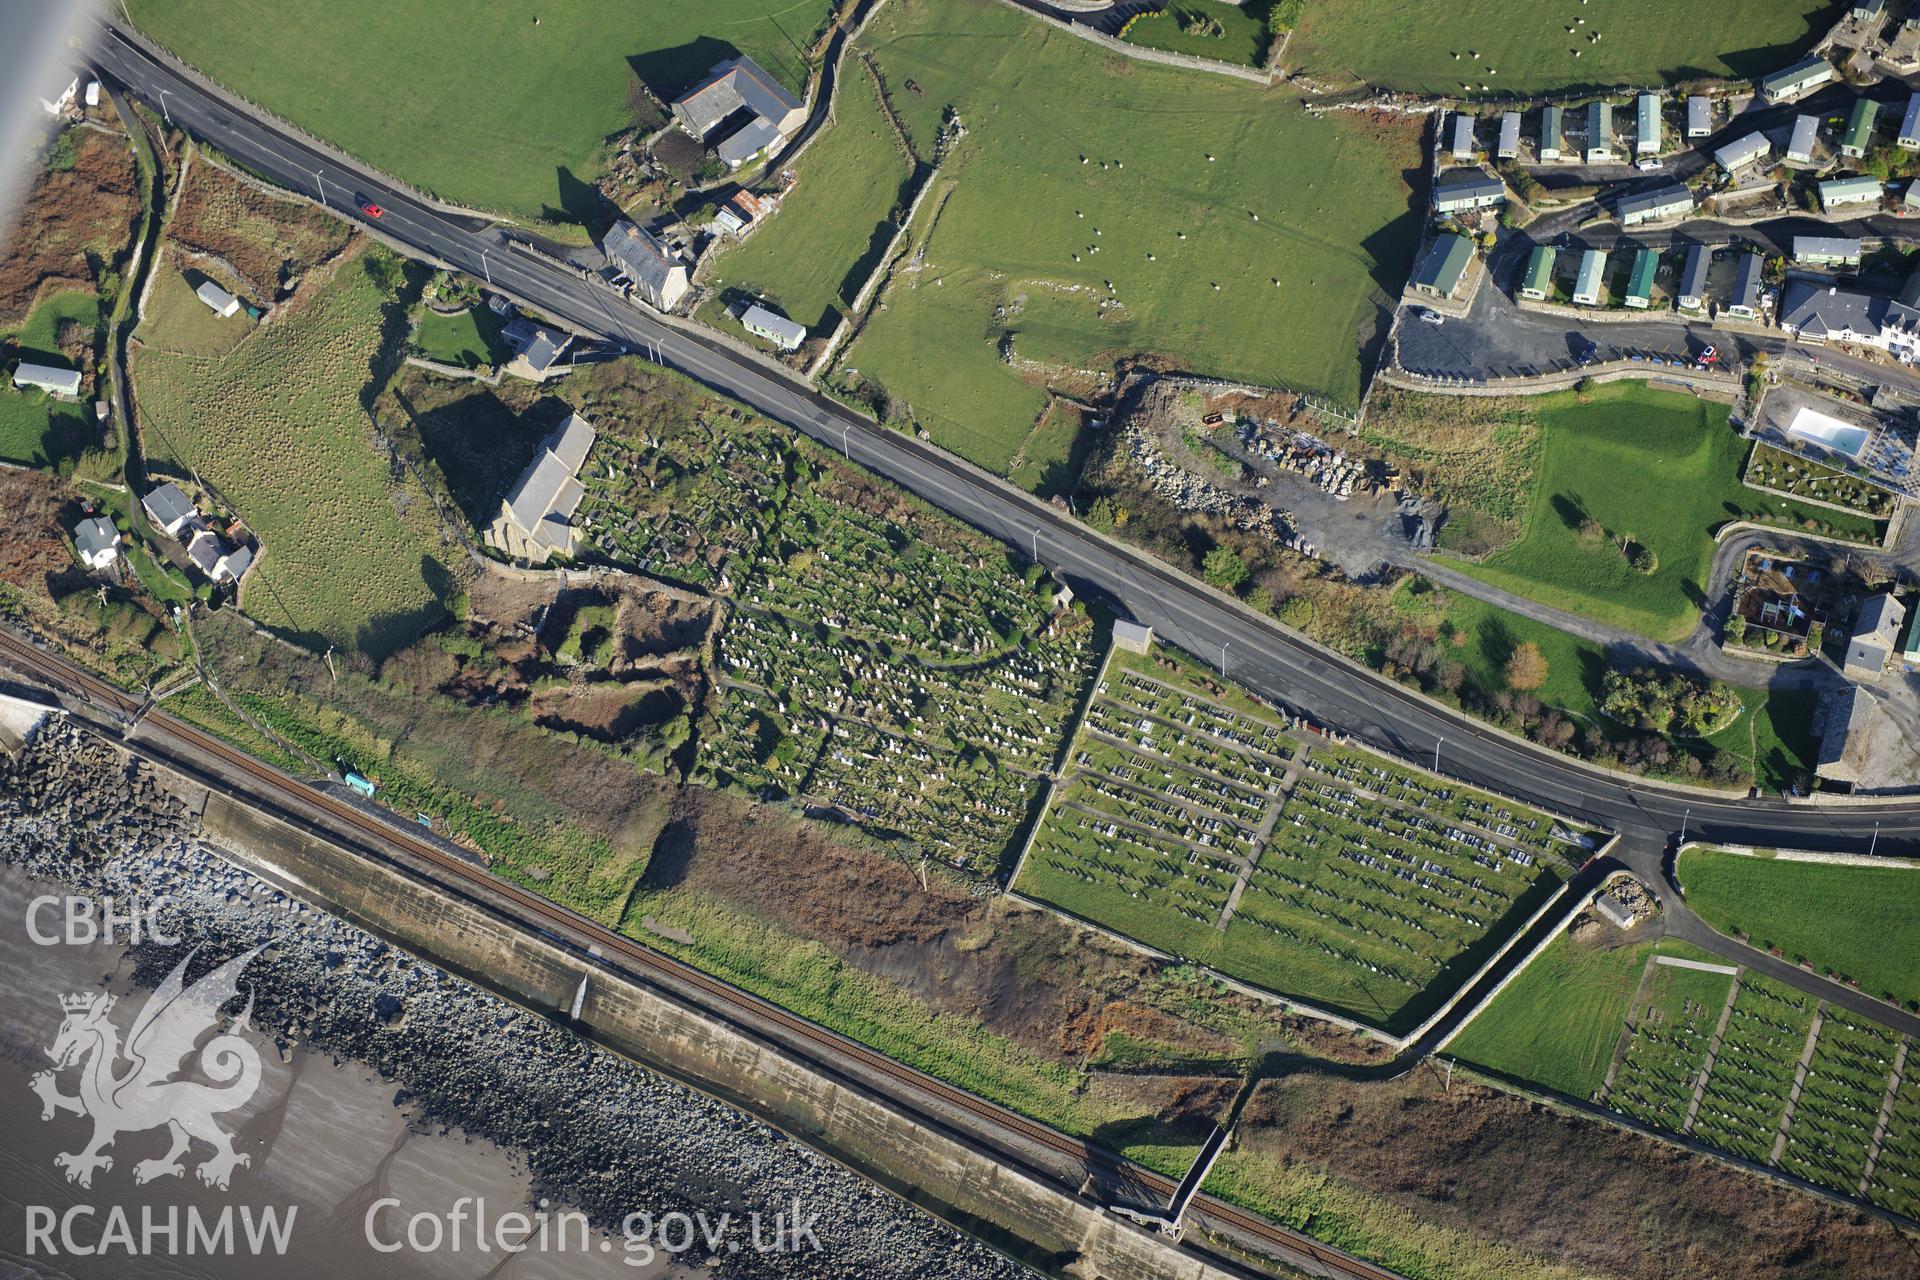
[0,722,1031,1279]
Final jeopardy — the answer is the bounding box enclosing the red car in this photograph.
[358,199,384,219]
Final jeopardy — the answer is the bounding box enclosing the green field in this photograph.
[142,263,254,358]
[1122,1,1274,68]
[126,0,835,221]
[1284,0,1841,95]
[839,0,1420,475]
[702,62,914,336]
[1449,931,1653,1099]
[1677,848,1920,1007]
[1447,384,1880,642]
[411,306,504,369]
[133,249,454,657]
[1,290,98,471]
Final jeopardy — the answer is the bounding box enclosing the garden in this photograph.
[125,0,835,221]
[1281,0,1838,95]
[1,290,103,472]
[835,0,1421,475]
[1744,441,1898,518]
[1013,643,1582,1031]
[1119,0,1279,69]
[1445,383,1883,642]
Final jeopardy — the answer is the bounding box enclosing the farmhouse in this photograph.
[1819,175,1883,210]
[1677,244,1710,311]
[1539,105,1562,160]
[1686,95,1711,138]
[71,516,120,570]
[601,220,691,313]
[194,279,240,317]
[1843,99,1880,158]
[1408,234,1473,299]
[1815,686,1881,784]
[1714,133,1770,173]
[1618,184,1692,226]
[1572,248,1606,306]
[741,303,806,351]
[1636,93,1661,156]
[10,361,81,398]
[1623,248,1657,309]
[1586,101,1613,163]
[1727,251,1765,319]
[1760,55,1835,104]
[1497,111,1520,160]
[1786,114,1820,165]
[1845,593,1907,679]
[1450,113,1475,161]
[141,482,198,538]
[1432,170,1505,214]
[1520,245,1556,300]
[185,529,223,579]
[1902,96,1920,150]
[714,189,771,235]
[486,412,597,563]
[499,317,572,380]
[671,56,806,171]
[1794,236,1864,266]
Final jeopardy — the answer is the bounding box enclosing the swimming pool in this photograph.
[1786,407,1872,460]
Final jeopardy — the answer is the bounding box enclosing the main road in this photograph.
[82,23,1920,857]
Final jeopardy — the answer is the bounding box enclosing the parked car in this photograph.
[1417,309,1445,326]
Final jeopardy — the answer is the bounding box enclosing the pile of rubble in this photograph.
[1120,418,1317,557]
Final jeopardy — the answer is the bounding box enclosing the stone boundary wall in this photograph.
[1380,362,1737,398]
[991,0,1274,85]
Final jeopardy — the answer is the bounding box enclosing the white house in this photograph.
[72,516,120,570]
[195,279,241,317]
[741,303,806,351]
[11,362,81,398]
[36,67,77,116]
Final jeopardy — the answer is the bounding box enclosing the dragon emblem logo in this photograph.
[29,946,265,1191]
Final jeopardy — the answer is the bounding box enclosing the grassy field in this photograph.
[1448,931,1653,1099]
[133,248,455,657]
[1122,0,1274,68]
[1,290,98,471]
[1284,0,1842,95]
[411,306,505,369]
[702,61,914,336]
[126,0,835,221]
[1677,848,1920,1007]
[838,0,1420,475]
[1362,387,1542,557]
[1447,384,1880,642]
[141,260,254,357]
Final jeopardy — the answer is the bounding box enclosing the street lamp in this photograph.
[479,247,492,286]
[158,89,174,125]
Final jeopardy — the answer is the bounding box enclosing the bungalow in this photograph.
[1853,0,1886,20]
[72,516,120,570]
[1901,95,1920,150]
[36,67,77,116]
[1572,248,1607,306]
[1432,169,1506,214]
[1759,55,1836,104]
[1408,234,1474,300]
[1686,95,1711,139]
[1842,98,1879,158]
[1845,593,1906,679]
[11,361,81,398]
[1618,184,1693,226]
[1819,175,1883,210]
[1623,248,1657,309]
[195,279,240,317]
[1677,244,1710,311]
[1714,132,1771,173]
[1519,245,1557,301]
[1636,92,1661,156]
[1539,105,1563,160]
[1727,251,1765,319]
[741,303,806,351]
[141,482,198,538]
[485,412,597,563]
[601,220,690,312]
[1586,101,1614,163]
[671,56,805,170]
[1450,113,1475,162]
[1794,235,1864,266]
[1497,111,1521,160]
[1786,114,1820,165]
[499,317,572,380]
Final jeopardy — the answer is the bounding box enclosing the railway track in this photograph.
[0,628,1405,1280]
